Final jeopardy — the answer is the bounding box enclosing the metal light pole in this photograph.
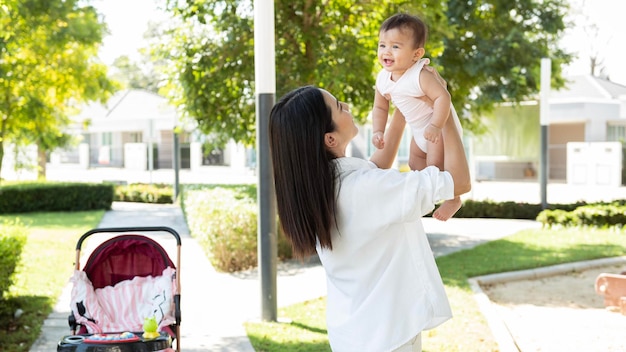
[254,0,277,322]
[540,58,551,209]
[148,119,154,184]
[173,128,180,201]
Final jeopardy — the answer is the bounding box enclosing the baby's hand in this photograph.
[372,131,385,149]
[424,124,442,144]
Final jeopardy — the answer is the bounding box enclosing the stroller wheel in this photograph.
[62,336,85,344]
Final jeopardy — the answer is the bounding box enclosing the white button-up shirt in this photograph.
[317,157,454,352]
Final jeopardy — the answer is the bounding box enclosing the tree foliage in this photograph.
[110,55,161,93]
[440,0,571,133]
[0,0,117,178]
[154,0,571,147]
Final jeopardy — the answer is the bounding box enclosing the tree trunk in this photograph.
[37,144,46,180]
[0,140,4,183]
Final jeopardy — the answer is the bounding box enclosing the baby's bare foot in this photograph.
[433,196,462,221]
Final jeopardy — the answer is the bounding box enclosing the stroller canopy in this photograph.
[83,234,175,289]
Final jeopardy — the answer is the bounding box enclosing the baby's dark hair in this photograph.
[380,13,427,49]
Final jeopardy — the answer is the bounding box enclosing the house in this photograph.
[471,75,626,184]
[51,89,250,173]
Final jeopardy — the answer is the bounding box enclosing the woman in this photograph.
[268,72,470,351]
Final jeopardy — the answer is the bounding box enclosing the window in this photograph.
[129,132,142,143]
[98,132,113,165]
[101,132,113,146]
[607,124,626,143]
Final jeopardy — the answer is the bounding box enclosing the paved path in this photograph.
[29,200,540,352]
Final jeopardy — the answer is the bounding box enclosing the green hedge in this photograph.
[0,221,27,299]
[0,182,113,214]
[455,199,587,219]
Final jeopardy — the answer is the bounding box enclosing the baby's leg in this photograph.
[408,139,427,171]
[426,139,444,170]
[427,138,462,221]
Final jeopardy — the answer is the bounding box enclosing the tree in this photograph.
[153,0,571,148]
[0,0,117,179]
[110,55,161,93]
[579,5,612,79]
[439,0,571,132]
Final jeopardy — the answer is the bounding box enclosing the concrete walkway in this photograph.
[29,200,541,352]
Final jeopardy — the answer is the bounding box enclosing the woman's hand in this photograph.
[423,64,447,88]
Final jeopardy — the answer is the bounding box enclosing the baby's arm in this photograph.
[370,109,406,169]
[371,89,390,149]
[420,68,451,144]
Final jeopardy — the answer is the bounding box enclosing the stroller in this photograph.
[58,227,182,352]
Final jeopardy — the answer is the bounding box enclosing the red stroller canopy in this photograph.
[83,235,175,289]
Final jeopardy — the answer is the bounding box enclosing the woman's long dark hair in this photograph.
[269,86,337,258]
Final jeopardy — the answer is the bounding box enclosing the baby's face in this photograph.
[378,28,423,74]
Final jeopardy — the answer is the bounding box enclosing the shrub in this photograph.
[114,183,173,204]
[536,202,626,229]
[572,203,626,228]
[536,209,577,228]
[0,182,113,213]
[183,187,292,272]
[0,221,27,299]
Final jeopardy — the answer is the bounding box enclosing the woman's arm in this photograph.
[419,66,471,196]
[370,108,406,169]
[442,109,471,196]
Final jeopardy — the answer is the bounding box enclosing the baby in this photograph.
[371,13,464,221]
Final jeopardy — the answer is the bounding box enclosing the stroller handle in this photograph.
[76,226,182,250]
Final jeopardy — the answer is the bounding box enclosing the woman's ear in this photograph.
[324,132,337,148]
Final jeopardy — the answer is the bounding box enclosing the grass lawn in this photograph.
[245,227,626,351]
[0,210,104,351]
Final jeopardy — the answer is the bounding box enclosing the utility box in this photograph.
[567,142,622,186]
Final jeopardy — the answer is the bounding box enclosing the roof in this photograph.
[73,89,176,122]
[550,75,626,102]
